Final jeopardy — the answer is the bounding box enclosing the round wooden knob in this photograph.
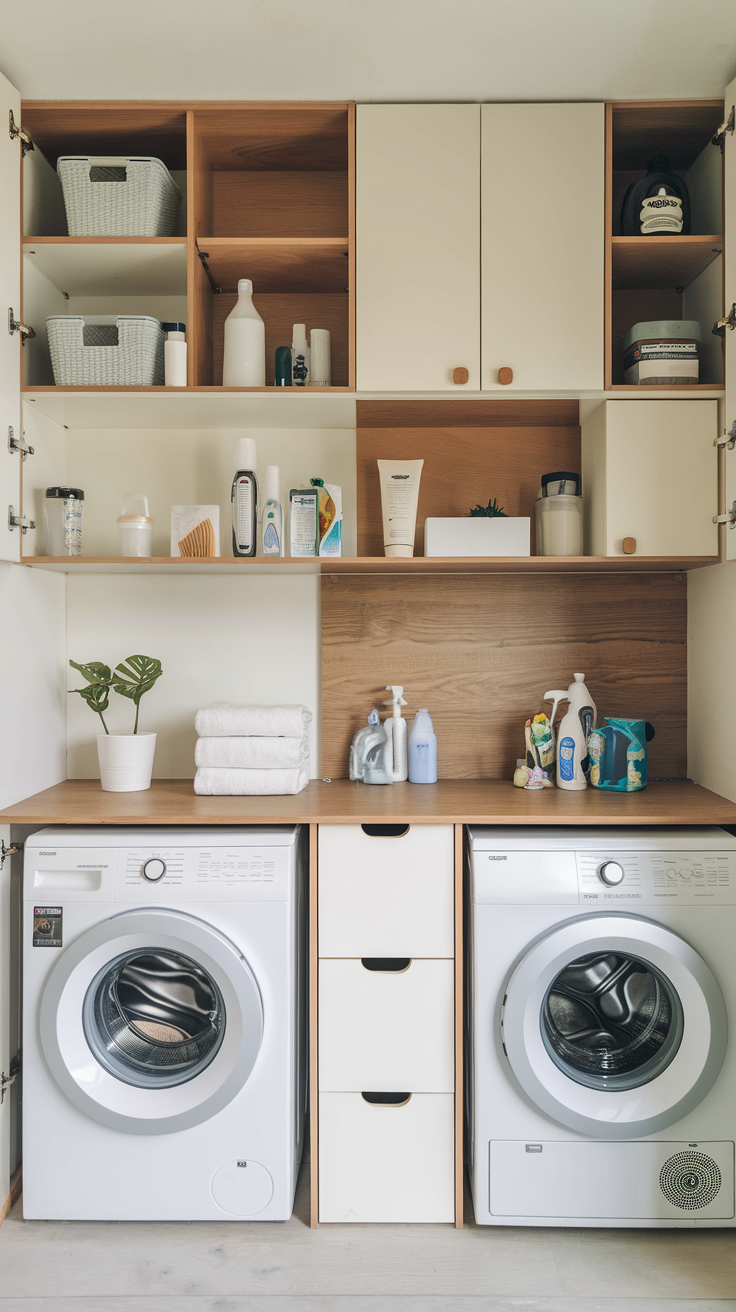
[498,367,513,385]
[623,537,637,555]
[453,367,469,385]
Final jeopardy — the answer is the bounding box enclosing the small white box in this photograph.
[424,516,530,557]
[170,505,220,557]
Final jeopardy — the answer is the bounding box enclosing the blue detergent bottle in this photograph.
[408,708,437,784]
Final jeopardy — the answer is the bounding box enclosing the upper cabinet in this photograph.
[356,105,480,391]
[481,103,605,392]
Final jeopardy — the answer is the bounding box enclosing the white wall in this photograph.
[688,558,736,802]
[0,563,66,809]
[66,573,321,779]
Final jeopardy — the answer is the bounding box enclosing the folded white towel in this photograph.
[195,703,312,739]
[194,766,310,796]
[195,735,309,770]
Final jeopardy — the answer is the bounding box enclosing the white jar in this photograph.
[118,492,154,556]
[535,494,583,557]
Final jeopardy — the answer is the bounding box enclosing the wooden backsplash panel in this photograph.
[357,422,581,557]
[321,573,687,781]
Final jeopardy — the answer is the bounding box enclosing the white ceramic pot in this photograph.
[97,731,157,792]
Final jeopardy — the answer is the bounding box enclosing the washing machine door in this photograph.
[39,909,263,1134]
[501,913,727,1138]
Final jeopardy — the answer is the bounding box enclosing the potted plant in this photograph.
[69,655,163,792]
[424,496,530,557]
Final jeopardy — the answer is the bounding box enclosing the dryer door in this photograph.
[39,909,263,1134]
[501,913,727,1138]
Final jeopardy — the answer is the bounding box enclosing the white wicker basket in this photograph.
[57,156,182,236]
[47,316,165,386]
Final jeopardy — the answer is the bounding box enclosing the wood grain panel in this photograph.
[357,424,581,557]
[21,101,188,169]
[212,172,348,238]
[213,292,349,387]
[612,236,722,291]
[192,103,349,171]
[187,109,213,386]
[200,238,349,294]
[611,101,723,171]
[320,573,687,781]
[357,399,579,428]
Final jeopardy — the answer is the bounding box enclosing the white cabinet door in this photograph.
[481,103,604,391]
[0,71,22,563]
[356,105,480,391]
[581,400,718,556]
[723,76,736,559]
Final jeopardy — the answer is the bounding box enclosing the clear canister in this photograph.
[535,494,583,557]
[118,492,153,557]
[45,486,84,556]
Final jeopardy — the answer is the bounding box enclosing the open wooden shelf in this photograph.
[20,554,718,575]
[612,235,723,290]
[198,237,350,293]
[2,778,735,828]
[23,238,187,296]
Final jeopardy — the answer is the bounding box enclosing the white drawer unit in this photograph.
[318,823,454,958]
[318,958,454,1093]
[319,1092,455,1223]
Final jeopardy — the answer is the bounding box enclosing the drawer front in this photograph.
[318,824,454,957]
[319,1091,455,1222]
[319,958,454,1092]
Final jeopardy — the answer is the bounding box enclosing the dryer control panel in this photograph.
[576,851,735,904]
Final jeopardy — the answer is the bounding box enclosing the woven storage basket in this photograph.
[57,156,182,236]
[47,316,165,386]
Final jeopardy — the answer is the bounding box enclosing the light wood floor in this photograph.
[0,1165,734,1311]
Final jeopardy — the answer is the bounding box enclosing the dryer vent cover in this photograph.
[659,1150,722,1210]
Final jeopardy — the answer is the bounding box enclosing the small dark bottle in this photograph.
[621,155,690,236]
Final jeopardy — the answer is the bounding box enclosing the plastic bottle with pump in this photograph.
[231,437,258,558]
[384,685,408,782]
[545,673,597,791]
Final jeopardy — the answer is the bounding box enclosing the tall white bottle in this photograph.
[384,685,408,781]
[545,673,597,791]
[222,279,266,386]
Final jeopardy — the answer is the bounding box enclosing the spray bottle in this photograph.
[384,685,408,781]
[544,673,597,791]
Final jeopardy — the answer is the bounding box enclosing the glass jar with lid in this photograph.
[44,486,84,556]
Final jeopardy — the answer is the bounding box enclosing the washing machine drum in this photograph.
[39,909,263,1134]
[501,913,727,1138]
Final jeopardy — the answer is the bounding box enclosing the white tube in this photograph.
[377,459,424,558]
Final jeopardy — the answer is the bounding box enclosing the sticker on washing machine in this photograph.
[33,907,62,947]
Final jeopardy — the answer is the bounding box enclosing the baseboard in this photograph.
[0,1168,21,1225]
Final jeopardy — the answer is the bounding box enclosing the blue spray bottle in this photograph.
[408,708,437,784]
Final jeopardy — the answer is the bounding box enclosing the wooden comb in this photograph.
[178,517,216,557]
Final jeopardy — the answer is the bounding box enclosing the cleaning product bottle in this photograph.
[222,280,266,386]
[291,324,310,387]
[621,156,690,236]
[384,685,408,782]
[363,714,394,785]
[231,437,258,558]
[545,673,597,791]
[261,465,283,557]
[163,322,187,386]
[408,708,437,784]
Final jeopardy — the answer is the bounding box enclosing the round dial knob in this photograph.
[598,860,625,886]
[142,858,166,882]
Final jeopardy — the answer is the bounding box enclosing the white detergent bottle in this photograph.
[544,673,597,791]
[384,685,408,782]
[222,279,266,386]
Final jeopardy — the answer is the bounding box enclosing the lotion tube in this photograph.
[377,459,424,558]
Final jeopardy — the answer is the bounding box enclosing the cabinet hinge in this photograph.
[0,1057,20,1104]
[712,105,735,151]
[8,308,35,342]
[712,303,736,337]
[8,110,32,156]
[713,501,736,527]
[0,840,20,868]
[195,241,223,294]
[8,426,33,460]
[8,505,35,534]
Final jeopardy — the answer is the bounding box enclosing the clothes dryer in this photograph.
[23,827,307,1220]
[467,827,736,1227]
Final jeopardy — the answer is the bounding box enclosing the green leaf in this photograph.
[468,497,508,519]
[77,683,111,716]
[112,654,163,706]
[69,659,112,686]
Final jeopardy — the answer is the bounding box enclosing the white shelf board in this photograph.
[23,241,188,296]
[22,389,358,430]
[22,557,322,575]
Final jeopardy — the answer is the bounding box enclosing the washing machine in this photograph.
[467,826,736,1227]
[22,826,307,1221]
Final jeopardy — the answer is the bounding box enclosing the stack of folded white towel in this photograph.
[193,703,312,795]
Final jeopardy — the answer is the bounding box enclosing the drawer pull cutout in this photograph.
[361,1091,412,1107]
[361,957,411,972]
[360,824,410,838]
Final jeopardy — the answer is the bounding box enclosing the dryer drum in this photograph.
[84,948,226,1088]
[542,951,684,1092]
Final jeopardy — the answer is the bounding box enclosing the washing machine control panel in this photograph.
[116,845,292,899]
[577,851,736,904]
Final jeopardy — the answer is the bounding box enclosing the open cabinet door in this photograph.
[724,77,736,560]
[0,71,22,565]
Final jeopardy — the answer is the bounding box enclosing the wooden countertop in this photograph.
[1,778,735,827]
